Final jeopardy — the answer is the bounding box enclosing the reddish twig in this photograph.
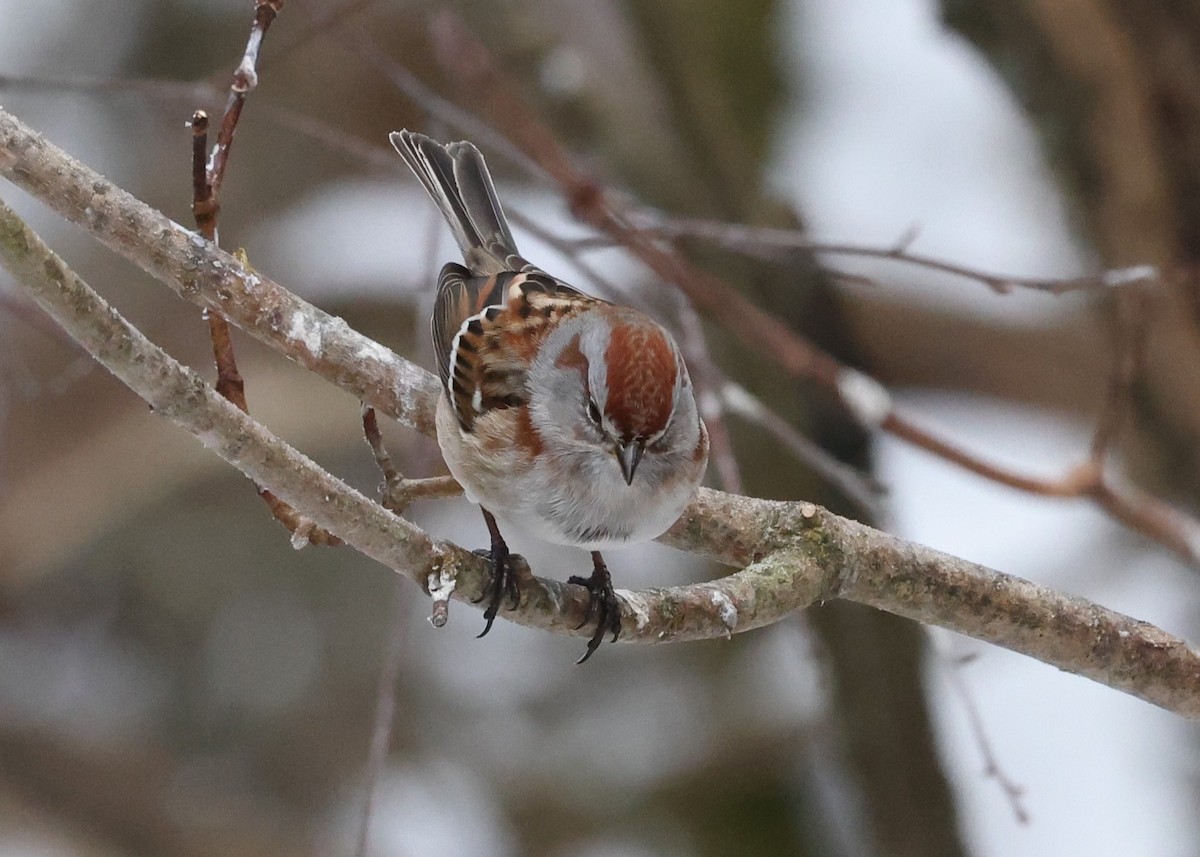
[361,405,401,494]
[362,405,460,515]
[190,110,246,407]
[209,0,283,199]
[189,1,340,546]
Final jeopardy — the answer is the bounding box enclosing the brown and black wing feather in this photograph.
[436,267,605,431]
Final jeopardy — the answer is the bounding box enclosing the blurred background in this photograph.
[1,0,1199,855]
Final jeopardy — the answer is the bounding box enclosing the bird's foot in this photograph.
[472,545,522,637]
[473,509,522,638]
[568,551,622,664]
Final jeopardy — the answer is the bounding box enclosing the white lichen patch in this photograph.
[288,311,323,354]
[615,588,651,630]
[426,567,457,628]
[427,568,457,601]
[356,336,400,367]
[236,58,259,90]
[710,590,738,635]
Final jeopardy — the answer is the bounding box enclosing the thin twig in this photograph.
[721,382,882,517]
[361,404,462,514]
[209,0,284,197]
[938,643,1030,824]
[189,1,340,546]
[361,404,401,490]
[623,211,1160,296]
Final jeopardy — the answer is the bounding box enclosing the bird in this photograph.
[390,130,708,662]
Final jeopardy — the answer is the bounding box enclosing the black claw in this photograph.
[570,552,623,664]
[477,509,519,638]
[477,547,512,638]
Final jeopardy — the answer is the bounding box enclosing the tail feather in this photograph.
[390,130,522,275]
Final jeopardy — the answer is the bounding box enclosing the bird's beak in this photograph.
[616,440,644,486]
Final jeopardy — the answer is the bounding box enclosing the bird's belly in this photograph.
[499,468,693,549]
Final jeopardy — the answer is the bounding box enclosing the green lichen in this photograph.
[799,522,838,565]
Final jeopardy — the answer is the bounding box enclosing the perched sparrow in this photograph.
[391,130,708,661]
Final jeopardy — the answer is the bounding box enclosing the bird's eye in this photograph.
[586,399,602,426]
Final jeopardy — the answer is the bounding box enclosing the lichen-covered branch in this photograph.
[2,108,1199,717]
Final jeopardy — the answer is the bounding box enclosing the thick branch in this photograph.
[2,109,1199,717]
[0,106,440,436]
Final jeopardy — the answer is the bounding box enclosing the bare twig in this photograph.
[209,0,284,198]
[720,382,882,517]
[361,404,461,514]
[622,211,1160,296]
[938,645,1030,824]
[188,1,341,546]
[3,192,1199,717]
[361,404,401,490]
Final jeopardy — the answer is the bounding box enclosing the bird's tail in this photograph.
[390,130,523,275]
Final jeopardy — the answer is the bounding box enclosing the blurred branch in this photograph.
[2,113,1200,718]
[0,72,397,172]
[620,210,1160,295]
[938,647,1029,824]
[720,381,883,518]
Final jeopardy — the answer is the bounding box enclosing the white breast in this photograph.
[435,396,702,550]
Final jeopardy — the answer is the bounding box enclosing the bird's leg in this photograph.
[474,508,521,637]
[568,551,623,664]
